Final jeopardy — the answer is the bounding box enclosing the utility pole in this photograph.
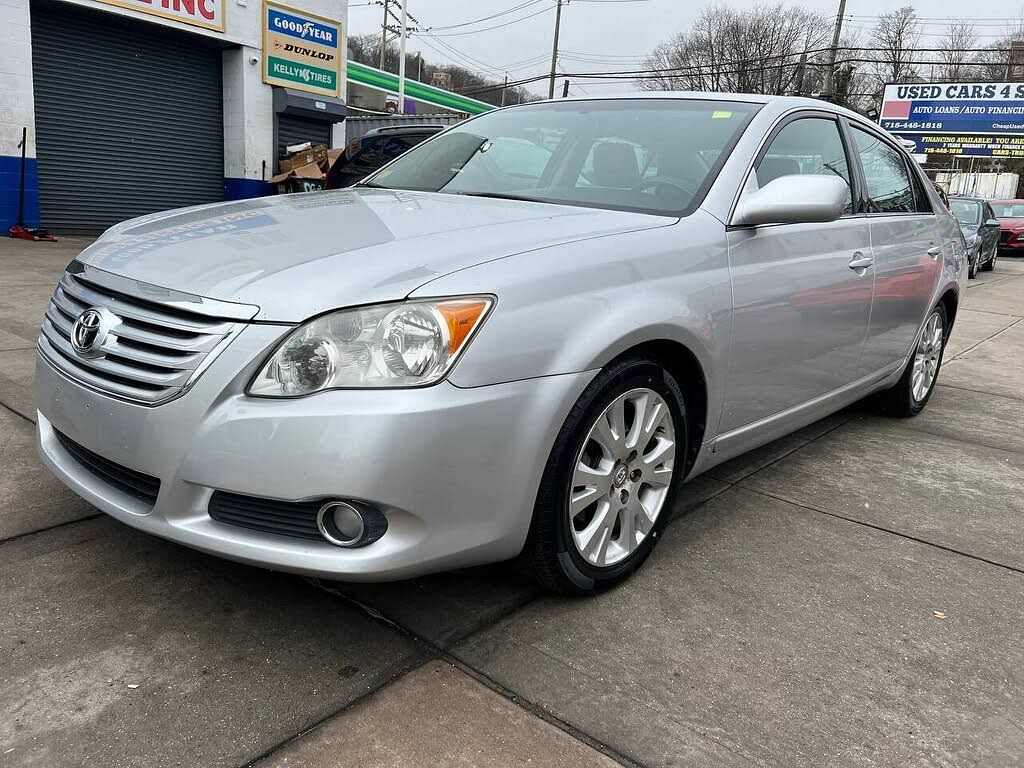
[823,0,847,99]
[379,0,390,70]
[500,74,508,107]
[547,0,564,100]
[794,51,807,96]
[397,0,408,113]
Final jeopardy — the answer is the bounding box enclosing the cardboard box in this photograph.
[279,144,329,173]
[269,161,325,194]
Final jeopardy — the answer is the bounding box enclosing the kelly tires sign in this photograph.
[880,82,1024,159]
[263,1,343,98]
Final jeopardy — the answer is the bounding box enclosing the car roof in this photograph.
[950,196,985,203]
[990,199,1024,204]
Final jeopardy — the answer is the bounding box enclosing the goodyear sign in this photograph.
[880,82,1024,158]
[263,1,343,97]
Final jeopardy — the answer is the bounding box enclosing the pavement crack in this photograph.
[301,579,646,767]
[0,513,103,547]
[744,485,1024,577]
[0,400,35,425]
[951,315,1024,360]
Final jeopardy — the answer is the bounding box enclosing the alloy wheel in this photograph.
[911,310,944,402]
[568,388,676,567]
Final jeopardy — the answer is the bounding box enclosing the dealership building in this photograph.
[0,0,492,233]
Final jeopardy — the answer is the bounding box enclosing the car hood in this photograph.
[75,189,671,321]
[998,217,1024,230]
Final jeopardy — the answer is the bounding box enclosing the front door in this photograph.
[721,115,873,434]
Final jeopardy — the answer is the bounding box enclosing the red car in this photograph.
[990,199,1024,254]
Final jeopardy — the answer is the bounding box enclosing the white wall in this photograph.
[0,0,35,161]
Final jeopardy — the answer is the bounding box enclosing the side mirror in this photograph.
[733,174,849,227]
[985,218,1000,227]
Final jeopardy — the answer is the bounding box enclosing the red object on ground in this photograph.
[7,224,58,241]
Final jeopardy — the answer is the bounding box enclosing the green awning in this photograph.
[346,61,494,115]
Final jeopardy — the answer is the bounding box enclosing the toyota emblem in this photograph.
[70,308,113,358]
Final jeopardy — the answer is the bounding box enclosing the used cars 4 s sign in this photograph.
[263,0,343,98]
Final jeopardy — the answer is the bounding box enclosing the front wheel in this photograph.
[982,243,996,271]
[968,250,979,279]
[519,357,687,594]
[878,303,947,417]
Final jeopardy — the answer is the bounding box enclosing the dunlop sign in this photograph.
[263,1,343,97]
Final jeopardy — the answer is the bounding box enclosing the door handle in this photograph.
[927,245,942,259]
[849,252,874,270]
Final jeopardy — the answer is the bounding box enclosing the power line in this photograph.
[426,5,555,37]
[426,0,549,31]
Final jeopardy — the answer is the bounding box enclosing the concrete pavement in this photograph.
[0,237,1021,767]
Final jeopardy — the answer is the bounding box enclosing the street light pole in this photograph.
[823,0,847,99]
[397,0,408,113]
[547,0,564,100]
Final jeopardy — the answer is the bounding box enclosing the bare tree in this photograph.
[936,20,978,81]
[866,6,921,86]
[637,3,830,96]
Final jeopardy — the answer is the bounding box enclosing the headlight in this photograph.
[248,297,493,396]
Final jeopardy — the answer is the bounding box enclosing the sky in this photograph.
[346,0,1024,97]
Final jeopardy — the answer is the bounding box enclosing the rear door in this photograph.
[849,124,943,375]
[722,113,873,433]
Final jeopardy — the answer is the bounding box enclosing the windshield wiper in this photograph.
[455,191,545,204]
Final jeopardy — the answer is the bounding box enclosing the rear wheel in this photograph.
[519,357,687,594]
[878,303,947,417]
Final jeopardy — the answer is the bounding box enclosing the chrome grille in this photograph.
[39,264,257,405]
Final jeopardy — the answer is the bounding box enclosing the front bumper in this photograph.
[35,323,594,581]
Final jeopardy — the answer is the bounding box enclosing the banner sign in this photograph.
[894,133,1024,159]
[95,0,224,31]
[880,82,1024,158]
[263,1,343,98]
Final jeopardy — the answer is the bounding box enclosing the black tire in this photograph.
[981,245,996,271]
[968,251,978,279]
[878,302,947,418]
[518,357,688,595]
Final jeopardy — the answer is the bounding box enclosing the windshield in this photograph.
[365,99,759,217]
[992,202,1024,218]
[950,199,981,226]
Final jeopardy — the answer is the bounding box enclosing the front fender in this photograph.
[411,211,732,435]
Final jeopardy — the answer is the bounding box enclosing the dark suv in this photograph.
[326,125,446,189]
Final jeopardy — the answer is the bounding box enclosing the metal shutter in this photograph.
[277,115,332,164]
[30,1,225,234]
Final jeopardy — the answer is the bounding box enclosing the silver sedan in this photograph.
[35,94,963,594]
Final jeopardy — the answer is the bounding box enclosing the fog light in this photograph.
[317,501,365,546]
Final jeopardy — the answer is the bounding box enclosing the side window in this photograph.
[755,118,852,213]
[907,163,932,214]
[851,127,915,214]
[984,203,996,223]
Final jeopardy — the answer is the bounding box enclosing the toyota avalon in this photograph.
[36,94,963,594]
